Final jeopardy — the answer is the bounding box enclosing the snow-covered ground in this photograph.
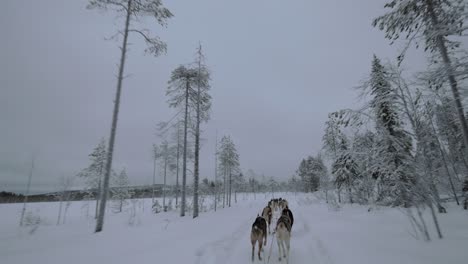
[1,193,467,264]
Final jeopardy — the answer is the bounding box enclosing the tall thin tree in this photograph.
[152,144,158,206]
[193,43,212,218]
[167,66,196,216]
[88,0,173,232]
[20,157,34,227]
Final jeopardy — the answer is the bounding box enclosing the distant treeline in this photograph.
[0,185,169,204]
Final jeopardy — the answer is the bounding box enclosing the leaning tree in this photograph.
[88,0,173,232]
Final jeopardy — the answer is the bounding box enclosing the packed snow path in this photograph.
[1,193,467,264]
[195,197,335,264]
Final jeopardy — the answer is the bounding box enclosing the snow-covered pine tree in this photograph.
[232,172,246,203]
[385,65,450,212]
[218,135,240,208]
[352,131,378,203]
[322,111,352,202]
[88,0,173,232]
[167,65,207,216]
[373,0,468,209]
[78,139,106,219]
[435,96,467,179]
[112,168,132,213]
[310,155,327,193]
[156,140,176,212]
[247,169,259,200]
[296,159,310,192]
[296,156,323,192]
[332,138,361,204]
[367,56,414,207]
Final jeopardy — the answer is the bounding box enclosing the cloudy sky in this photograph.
[1,0,427,193]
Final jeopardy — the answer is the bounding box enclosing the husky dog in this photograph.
[276,214,291,263]
[279,199,288,210]
[262,205,273,234]
[282,206,294,230]
[251,216,267,261]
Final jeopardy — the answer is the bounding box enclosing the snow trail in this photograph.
[194,195,336,264]
[1,194,467,264]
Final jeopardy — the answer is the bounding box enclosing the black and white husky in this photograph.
[251,216,267,261]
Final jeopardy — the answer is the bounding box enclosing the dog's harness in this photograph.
[265,230,276,264]
[266,207,281,264]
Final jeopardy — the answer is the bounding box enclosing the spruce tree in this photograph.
[369,56,414,207]
[373,0,468,208]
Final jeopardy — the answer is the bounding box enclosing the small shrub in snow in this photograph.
[23,210,41,234]
[152,200,162,214]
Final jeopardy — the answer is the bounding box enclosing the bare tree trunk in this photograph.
[95,177,101,219]
[426,0,468,209]
[152,155,156,206]
[57,191,64,225]
[223,169,227,208]
[337,188,342,203]
[20,157,34,227]
[416,206,431,241]
[214,131,218,212]
[428,114,460,205]
[63,201,70,225]
[193,45,202,218]
[229,168,232,207]
[95,0,132,233]
[163,155,167,212]
[181,80,189,217]
[428,200,443,239]
[176,123,180,208]
[430,182,446,213]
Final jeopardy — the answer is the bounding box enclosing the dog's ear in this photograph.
[257,213,259,217]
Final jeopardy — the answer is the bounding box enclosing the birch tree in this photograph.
[88,0,173,232]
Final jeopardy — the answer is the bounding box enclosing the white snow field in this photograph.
[1,193,467,264]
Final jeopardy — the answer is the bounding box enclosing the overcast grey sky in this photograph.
[1,0,427,193]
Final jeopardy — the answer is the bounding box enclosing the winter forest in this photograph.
[1,0,468,263]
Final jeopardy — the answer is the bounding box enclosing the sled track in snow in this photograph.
[195,198,337,264]
[289,199,336,264]
[194,217,252,264]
